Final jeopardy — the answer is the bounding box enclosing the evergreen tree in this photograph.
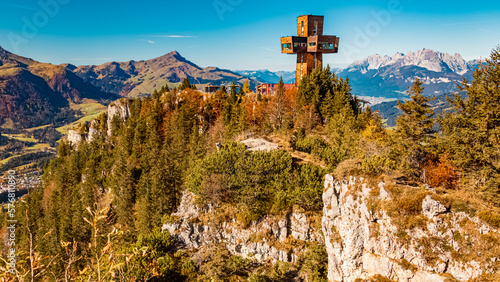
[160,83,170,94]
[152,89,160,100]
[297,67,358,125]
[58,140,70,157]
[179,77,192,90]
[229,81,238,104]
[392,78,435,178]
[439,46,500,202]
[327,98,358,165]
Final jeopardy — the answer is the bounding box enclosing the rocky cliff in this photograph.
[322,175,499,281]
[163,175,499,281]
[67,98,129,147]
[162,191,322,264]
[67,129,85,147]
[107,98,131,136]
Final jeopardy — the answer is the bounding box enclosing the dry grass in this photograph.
[355,275,397,282]
[478,210,500,228]
[333,158,363,181]
[450,218,500,264]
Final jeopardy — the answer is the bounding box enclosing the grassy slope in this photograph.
[1,99,107,168]
[56,100,107,134]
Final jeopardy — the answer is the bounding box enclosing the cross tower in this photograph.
[280,15,339,86]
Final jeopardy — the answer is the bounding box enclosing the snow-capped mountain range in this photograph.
[238,49,480,100]
[347,49,478,75]
[337,49,479,99]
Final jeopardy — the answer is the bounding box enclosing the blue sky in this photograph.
[0,0,499,71]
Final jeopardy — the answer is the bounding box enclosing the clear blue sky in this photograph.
[0,0,499,71]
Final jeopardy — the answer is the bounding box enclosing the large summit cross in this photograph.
[280,15,339,86]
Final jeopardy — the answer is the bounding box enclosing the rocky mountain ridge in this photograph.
[235,69,296,84]
[239,49,480,100]
[71,51,261,97]
[347,49,477,75]
[337,49,480,99]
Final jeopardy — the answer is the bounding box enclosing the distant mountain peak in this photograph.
[349,49,472,75]
[157,50,184,61]
[69,51,260,97]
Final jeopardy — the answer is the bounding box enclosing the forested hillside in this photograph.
[2,47,500,281]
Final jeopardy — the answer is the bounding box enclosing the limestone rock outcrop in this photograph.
[87,119,100,142]
[322,175,497,282]
[67,129,84,147]
[107,98,131,136]
[162,175,498,281]
[162,191,321,264]
[241,138,279,152]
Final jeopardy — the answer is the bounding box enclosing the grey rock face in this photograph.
[87,119,100,142]
[240,138,279,152]
[421,195,448,218]
[162,175,497,281]
[162,191,320,264]
[67,130,84,147]
[107,98,131,136]
[322,175,495,282]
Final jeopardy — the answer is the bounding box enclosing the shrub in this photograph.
[295,133,337,165]
[424,154,460,189]
[298,243,328,282]
[361,154,395,175]
[386,191,428,233]
[186,143,326,221]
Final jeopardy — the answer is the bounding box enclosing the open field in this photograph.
[25,124,53,132]
[4,133,36,143]
[0,154,21,165]
[56,101,108,135]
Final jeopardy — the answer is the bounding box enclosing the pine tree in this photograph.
[392,78,435,178]
[327,98,358,165]
[179,78,192,90]
[152,89,160,100]
[297,67,357,125]
[58,140,70,157]
[113,144,137,229]
[229,81,238,104]
[160,83,170,94]
[439,46,500,202]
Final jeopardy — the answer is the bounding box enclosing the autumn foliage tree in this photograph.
[424,154,460,190]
